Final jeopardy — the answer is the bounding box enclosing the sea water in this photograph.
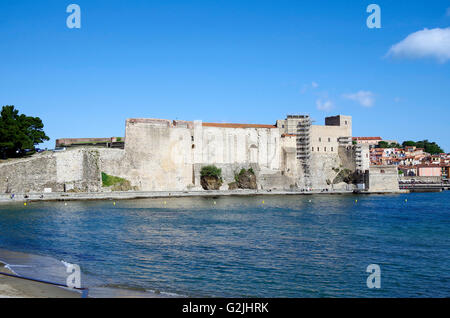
[0,192,449,297]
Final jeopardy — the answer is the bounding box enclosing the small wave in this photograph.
[98,283,185,298]
[0,259,19,275]
[3,265,18,275]
[146,289,186,297]
[61,260,74,270]
[102,283,147,292]
[4,265,32,268]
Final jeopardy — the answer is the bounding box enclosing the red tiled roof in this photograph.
[281,134,297,137]
[126,118,277,129]
[353,137,382,140]
[202,122,276,129]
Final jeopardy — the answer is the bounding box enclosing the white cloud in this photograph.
[300,81,319,94]
[316,98,334,111]
[343,91,375,107]
[300,85,308,94]
[387,27,450,63]
[394,97,401,103]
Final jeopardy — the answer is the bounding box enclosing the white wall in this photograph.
[121,117,357,191]
[124,119,194,191]
[194,123,280,170]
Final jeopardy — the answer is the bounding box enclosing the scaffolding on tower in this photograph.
[295,115,312,183]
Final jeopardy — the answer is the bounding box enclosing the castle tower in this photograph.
[295,115,312,187]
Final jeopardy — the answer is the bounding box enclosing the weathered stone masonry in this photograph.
[0,114,399,193]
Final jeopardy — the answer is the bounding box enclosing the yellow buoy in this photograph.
[214,201,216,205]
[355,199,358,203]
[405,199,407,202]
[262,200,265,204]
[113,202,116,206]
[24,202,27,206]
[164,201,167,205]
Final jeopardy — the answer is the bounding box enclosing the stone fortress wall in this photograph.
[0,114,399,194]
[365,165,400,192]
[118,115,374,191]
[120,118,286,191]
[0,148,102,193]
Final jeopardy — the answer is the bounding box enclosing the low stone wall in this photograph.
[365,165,399,192]
[399,176,442,183]
[0,153,58,193]
[0,148,103,194]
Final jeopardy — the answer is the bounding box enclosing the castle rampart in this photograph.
[0,113,398,194]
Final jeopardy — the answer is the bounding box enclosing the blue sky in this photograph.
[1,0,449,151]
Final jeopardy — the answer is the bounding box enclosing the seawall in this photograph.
[0,189,359,203]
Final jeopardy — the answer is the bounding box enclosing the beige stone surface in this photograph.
[0,114,397,194]
[366,166,400,192]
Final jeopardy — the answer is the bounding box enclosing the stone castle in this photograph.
[119,114,368,191]
[0,114,400,194]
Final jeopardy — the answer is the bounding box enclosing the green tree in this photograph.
[0,105,49,158]
[401,140,444,154]
[416,140,444,155]
[389,142,401,148]
[377,141,389,148]
[378,141,401,148]
[402,141,416,147]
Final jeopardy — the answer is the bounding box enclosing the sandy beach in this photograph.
[0,262,81,298]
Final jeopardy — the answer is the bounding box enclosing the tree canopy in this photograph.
[402,140,416,147]
[401,140,444,155]
[0,105,49,158]
[376,140,445,154]
[378,141,401,149]
[200,165,222,179]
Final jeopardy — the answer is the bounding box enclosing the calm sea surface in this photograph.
[0,192,449,297]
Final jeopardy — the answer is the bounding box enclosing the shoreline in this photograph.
[0,189,409,204]
[0,261,81,298]
[0,250,177,298]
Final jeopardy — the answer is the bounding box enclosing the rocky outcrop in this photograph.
[201,176,222,190]
[111,180,136,191]
[332,168,363,185]
[236,169,257,189]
